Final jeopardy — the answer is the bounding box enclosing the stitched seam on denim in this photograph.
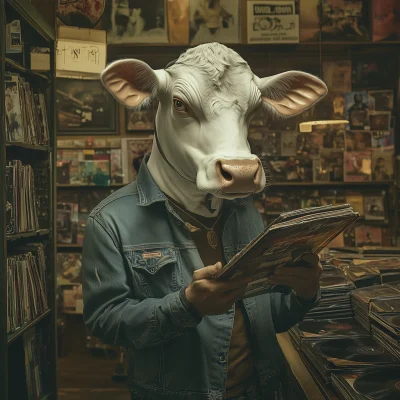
[92,214,120,250]
[90,191,138,217]
[122,243,198,251]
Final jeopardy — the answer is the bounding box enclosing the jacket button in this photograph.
[219,356,226,363]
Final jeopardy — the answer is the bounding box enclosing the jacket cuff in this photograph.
[166,288,202,329]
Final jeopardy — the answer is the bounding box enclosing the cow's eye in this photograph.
[173,98,188,113]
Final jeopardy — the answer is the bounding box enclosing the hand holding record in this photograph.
[269,254,322,302]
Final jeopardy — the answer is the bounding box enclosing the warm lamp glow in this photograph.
[299,120,349,133]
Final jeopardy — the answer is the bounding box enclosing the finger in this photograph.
[206,276,252,293]
[193,262,223,281]
[223,285,249,304]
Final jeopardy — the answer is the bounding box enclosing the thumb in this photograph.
[193,262,223,281]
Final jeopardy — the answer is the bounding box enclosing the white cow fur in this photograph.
[101,43,327,217]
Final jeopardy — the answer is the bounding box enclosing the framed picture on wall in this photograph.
[56,78,117,134]
[125,108,155,132]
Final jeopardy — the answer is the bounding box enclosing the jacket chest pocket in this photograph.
[124,247,182,298]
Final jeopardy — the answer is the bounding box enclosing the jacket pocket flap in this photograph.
[124,248,177,275]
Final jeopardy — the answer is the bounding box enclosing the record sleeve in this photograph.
[216,204,359,298]
[353,369,400,400]
[168,0,189,44]
[121,138,153,184]
[372,0,400,42]
[344,152,372,182]
[247,1,299,44]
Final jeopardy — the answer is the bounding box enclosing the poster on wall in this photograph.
[189,0,240,44]
[56,78,117,134]
[168,0,190,44]
[247,1,299,44]
[106,0,168,44]
[57,0,106,28]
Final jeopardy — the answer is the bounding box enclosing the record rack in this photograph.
[0,0,57,399]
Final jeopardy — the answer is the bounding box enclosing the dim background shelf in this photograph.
[5,57,50,81]
[6,229,50,241]
[7,309,51,345]
[6,141,49,151]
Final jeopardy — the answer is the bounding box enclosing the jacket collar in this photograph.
[136,154,248,208]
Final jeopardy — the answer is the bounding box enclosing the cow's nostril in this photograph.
[221,168,233,182]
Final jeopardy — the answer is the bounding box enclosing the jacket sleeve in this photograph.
[270,287,320,333]
[82,214,201,350]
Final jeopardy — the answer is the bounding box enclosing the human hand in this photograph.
[268,254,322,302]
[185,262,251,316]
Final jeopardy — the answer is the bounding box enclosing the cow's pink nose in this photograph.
[216,159,262,193]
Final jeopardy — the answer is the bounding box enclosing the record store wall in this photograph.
[52,0,400,397]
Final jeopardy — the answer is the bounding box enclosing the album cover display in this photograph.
[313,150,344,182]
[262,131,280,156]
[322,60,352,93]
[345,131,372,152]
[216,204,359,298]
[299,0,319,42]
[189,0,240,44]
[364,194,386,221]
[57,202,79,244]
[106,0,168,44]
[56,78,117,133]
[247,0,299,44]
[372,0,400,42]
[167,0,189,44]
[370,298,400,314]
[126,108,154,131]
[368,90,394,112]
[121,138,153,184]
[296,132,323,158]
[355,226,383,248]
[344,152,372,182]
[345,92,369,130]
[320,0,370,42]
[369,111,391,131]
[280,131,297,156]
[57,0,106,29]
[345,194,364,217]
[371,151,393,182]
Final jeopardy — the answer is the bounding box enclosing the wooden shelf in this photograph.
[7,309,52,345]
[7,0,55,41]
[5,58,50,81]
[6,229,50,242]
[57,184,125,189]
[57,244,82,248]
[268,181,394,187]
[6,142,49,151]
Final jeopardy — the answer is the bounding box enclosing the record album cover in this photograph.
[372,0,400,42]
[57,253,82,286]
[106,0,168,44]
[368,90,394,112]
[345,92,369,130]
[345,194,364,217]
[355,226,382,247]
[322,60,352,93]
[345,131,372,152]
[247,1,299,44]
[364,195,386,221]
[190,0,240,44]
[121,137,153,183]
[344,152,371,182]
[168,0,189,44]
[299,0,320,42]
[369,112,391,131]
[372,151,393,181]
[321,0,370,42]
[280,131,297,156]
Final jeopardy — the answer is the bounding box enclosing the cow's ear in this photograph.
[256,71,327,116]
[101,59,164,108]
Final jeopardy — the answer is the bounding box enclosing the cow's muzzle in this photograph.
[216,159,263,194]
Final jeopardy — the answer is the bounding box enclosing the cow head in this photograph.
[101,43,327,209]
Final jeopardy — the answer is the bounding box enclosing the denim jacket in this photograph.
[82,157,318,400]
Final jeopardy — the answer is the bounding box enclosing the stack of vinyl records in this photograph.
[338,264,381,288]
[5,160,40,235]
[351,285,400,331]
[332,369,400,400]
[304,266,356,321]
[5,72,49,145]
[7,244,49,334]
[289,317,369,349]
[302,336,399,383]
[369,297,400,359]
